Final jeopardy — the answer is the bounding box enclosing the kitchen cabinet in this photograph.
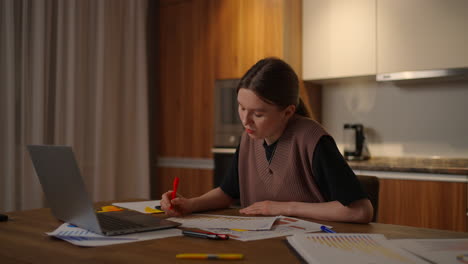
[302,0,376,80]
[214,0,322,120]
[214,0,300,79]
[303,0,468,80]
[157,0,215,159]
[379,179,466,232]
[156,0,216,198]
[377,0,468,74]
[355,170,467,232]
[155,0,307,198]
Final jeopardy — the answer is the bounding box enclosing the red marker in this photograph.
[170,177,180,209]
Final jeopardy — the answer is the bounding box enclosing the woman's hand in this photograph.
[160,191,194,217]
[239,199,373,223]
[239,200,288,216]
[160,187,234,217]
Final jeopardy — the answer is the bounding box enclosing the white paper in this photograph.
[46,223,181,247]
[201,216,326,241]
[168,214,278,230]
[112,200,161,214]
[391,238,468,264]
[287,233,428,264]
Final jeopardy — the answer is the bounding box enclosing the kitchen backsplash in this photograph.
[321,76,468,158]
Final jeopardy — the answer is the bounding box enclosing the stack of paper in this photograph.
[200,216,325,241]
[286,233,428,264]
[168,214,278,230]
[47,223,181,247]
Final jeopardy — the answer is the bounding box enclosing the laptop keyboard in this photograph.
[97,213,146,231]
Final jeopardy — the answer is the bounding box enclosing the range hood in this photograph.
[376,67,468,82]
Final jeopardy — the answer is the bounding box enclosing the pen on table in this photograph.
[320,225,336,233]
[176,254,244,260]
[170,177,180,209]
[182,230,229,240]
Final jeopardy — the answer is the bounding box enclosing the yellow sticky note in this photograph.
[230,228,248,232]
[97,205,124,212]
[145,206,164,214]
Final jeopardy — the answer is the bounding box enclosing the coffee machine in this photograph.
[343,123,370,161]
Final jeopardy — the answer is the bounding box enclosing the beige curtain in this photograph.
[0,0,150,212]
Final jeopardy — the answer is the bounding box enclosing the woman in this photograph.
[161,57,373,223]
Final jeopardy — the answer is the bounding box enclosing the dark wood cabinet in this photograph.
[155,0,308,198]
[378,179,467,232]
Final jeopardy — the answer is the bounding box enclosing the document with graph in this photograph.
[286,233,428,264]
[200,216,325,241]
[168,214,278,230]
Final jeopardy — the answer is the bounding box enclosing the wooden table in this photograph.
[1,204,468,264]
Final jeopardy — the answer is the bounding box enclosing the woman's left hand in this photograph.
[239,201,288,216]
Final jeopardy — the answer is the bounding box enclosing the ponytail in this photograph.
[295,98,311,118]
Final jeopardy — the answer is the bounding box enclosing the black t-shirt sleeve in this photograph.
[219,145,240,199]
[313,135,368,206]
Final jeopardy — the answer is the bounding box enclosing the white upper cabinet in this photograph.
[303,0,468,81]
[377,0,468,74]
[303,0,376,80]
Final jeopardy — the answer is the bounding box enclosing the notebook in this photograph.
[27,145,180,236]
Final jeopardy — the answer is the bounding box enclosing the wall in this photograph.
[321,77,468,158]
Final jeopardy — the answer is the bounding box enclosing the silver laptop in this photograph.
[27,145,180,236]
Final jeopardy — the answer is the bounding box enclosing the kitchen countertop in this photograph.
[347,157,468,176]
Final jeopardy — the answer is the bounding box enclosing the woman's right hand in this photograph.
[160,190,194,217]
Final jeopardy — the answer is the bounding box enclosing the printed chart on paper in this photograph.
[168,214,278,230]
[287,233,428,264]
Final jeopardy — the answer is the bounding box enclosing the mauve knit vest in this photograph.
[239,115,328,207]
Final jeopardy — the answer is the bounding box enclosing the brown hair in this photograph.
[237,57,310,117]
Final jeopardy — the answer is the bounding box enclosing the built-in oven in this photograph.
[213,79,243,147]
[212,79,242,187]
